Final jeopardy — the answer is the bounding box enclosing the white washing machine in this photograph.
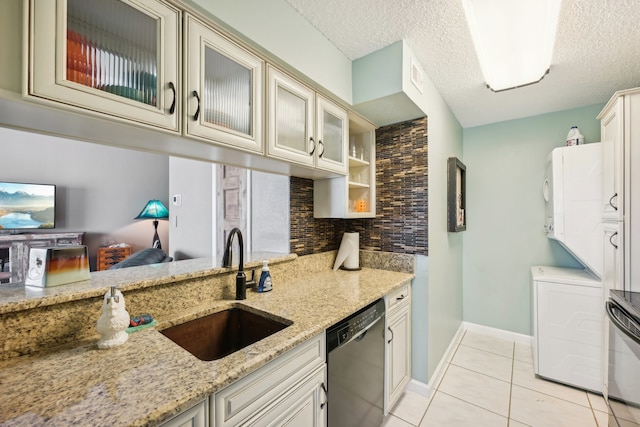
[532,266,603,392]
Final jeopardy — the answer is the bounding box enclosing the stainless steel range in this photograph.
[606,290,640,426]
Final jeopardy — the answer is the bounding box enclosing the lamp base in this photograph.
[152,219,162,249]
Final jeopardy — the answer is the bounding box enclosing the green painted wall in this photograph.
[462,104,605,335]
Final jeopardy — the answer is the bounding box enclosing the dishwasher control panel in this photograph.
[326,299,385,352]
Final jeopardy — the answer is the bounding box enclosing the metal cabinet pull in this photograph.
[168,82,176,115]
[320,382,328,409]
[396,294,406,301]
[318,140,325,158]
[610,193,619,211]
[309,137,316,155]
[387,326,394,344]
[192,90,201,121]
[610,231,619,249]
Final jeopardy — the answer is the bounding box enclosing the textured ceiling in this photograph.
[284,0,640,127]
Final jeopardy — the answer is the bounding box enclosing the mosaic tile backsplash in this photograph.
[290,117,428,256]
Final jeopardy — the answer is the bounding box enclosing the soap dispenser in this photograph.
[257,260,273,292]
[96,286,130,349]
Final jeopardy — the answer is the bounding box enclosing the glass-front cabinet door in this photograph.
[267,66,315,168]
[28,0,180,131]
[185,15,264,153]
[315,95,348,175]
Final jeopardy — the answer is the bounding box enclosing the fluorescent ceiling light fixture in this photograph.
[462,0,561,92]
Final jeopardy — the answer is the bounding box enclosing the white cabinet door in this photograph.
[244,366,327,427]
[315,95,348,175]
[603,222,623,294]
[160,400,206,427]
[184,15,264,153]
[267,66,315,167]
[384,290,411,414]
[267,66,348,174]
[600,97,624,221]
[29,0,181,131]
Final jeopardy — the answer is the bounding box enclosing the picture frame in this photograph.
[447,157,466,232]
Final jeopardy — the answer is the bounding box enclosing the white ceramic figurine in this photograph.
[96,287,130,349]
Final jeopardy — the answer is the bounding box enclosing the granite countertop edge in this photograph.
[0,267,414,427]
[0,252,297,315]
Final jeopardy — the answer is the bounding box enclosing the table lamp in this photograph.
[135,200,169,249]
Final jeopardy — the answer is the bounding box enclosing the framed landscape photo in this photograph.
[447,157,466,232]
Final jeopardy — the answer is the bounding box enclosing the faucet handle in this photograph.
[246,269,257,288]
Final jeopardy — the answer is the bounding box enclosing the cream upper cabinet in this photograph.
[184,15,264,153]
[599,97,624,221]
[314,114,376,218]
[28,0,181,132]
[267,66,348,174]
[315,94,349,174]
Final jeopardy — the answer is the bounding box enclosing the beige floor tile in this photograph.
[508,419,531,426]
[381,414,415,427]
[389,390,430,426]
[588,392,608,413]
[461,331,515,358]
[510,385,598,427]
[511,359,590,406]
[594,410,609,427]
[438,364,511,416]
[513,342,533,364]
[420,391,508,427]
[452,344,513,382]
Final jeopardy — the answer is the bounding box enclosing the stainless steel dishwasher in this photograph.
[326,299,385,426]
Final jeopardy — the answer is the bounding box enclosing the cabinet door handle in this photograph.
[387,326,394,344]
[610,193,619,211]
[192,90,201,121]
[320,382,328,409]
[318,140,325,158]
[168,82,176,115]
[396,294,406,301]
[610,231,619,249]
[309,137,316,156]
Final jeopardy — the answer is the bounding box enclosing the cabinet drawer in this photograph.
[212,333,325,426]
[97,246,131,271]
[385,283,411,311]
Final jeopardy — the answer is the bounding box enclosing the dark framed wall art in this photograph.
[447,157,466,232]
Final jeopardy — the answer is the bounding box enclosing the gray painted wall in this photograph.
[462,104,604,335]
[168,157,214,261]
[0,127,169,269]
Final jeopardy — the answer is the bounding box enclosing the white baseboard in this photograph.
[405,379,430,397]
[462,321,533,346]
[423,322,466,396]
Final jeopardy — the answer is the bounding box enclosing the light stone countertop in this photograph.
[0,266,414,427]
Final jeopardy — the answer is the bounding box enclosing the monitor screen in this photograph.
[0,182,56,230]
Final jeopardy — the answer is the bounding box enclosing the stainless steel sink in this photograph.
[160,306,290,361]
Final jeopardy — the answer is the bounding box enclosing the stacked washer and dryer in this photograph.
[532,142,604,392]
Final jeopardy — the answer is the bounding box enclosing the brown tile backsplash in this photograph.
[290,117,428,256]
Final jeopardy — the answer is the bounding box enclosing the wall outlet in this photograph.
[172,194,182,206]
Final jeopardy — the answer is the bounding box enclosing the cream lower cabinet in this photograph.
[384,284,412,414]
[160,400,207,427]
[211,333,326,426]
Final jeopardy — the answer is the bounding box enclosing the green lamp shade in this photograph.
[135,200,169,220]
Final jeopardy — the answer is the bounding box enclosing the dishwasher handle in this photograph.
[606,301,640,345]
[338,314,384,348]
